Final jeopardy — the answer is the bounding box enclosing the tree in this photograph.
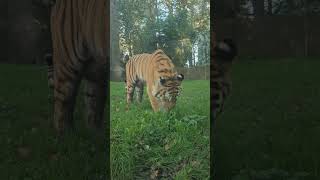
[267,0,273,15]
[0,0,8,62]
[116,0,210,67]
[111,0,122,81]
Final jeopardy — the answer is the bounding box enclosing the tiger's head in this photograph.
[153,73,184,112]
[151,50,184,111]
[213,38,237,72]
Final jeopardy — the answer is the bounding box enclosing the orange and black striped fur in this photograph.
[211,34,237,119]
[125,49,184,112]
[49,0,109,135]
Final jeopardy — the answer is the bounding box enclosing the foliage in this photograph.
[116,0,210,67]
[238,0,320,16]
[272,0,320,15]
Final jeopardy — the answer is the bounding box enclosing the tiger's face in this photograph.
[153,74,184,111]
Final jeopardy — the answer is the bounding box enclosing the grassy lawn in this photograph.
[110,80,210,179]
[0,63,210,179]
[0,64,107,180]
[215,58,320,179]
[2,58,318,180]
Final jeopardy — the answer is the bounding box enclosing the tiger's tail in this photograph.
[45,53,54,89]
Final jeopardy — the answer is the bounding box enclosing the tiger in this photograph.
[211,33,237,119]
[125,49,184,112]
[49,0,109,135]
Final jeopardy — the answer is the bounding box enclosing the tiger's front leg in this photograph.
[135,81,144,103]
[126,83,135,110]
[53,64,81,135]
[84,80,107,131]
[147,86,160,112]
[84,61,107,132]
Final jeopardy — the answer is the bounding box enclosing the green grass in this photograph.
[0,64,107,180]
[2,58,319,179]
[110,80,210,179]
[0,63,210,179]
[215,58,320,179]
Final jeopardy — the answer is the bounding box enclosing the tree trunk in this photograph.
[32,0,52,64]
[8,0,38,64]
[233,0,241,17]
[0,0,8,62]
[303,1,309,57]
[286,0,295,13]
[267,0,272,15]
[111,0,122,81]
[154,0,159,49]
[164,0,173,16]
[252,0,264,17]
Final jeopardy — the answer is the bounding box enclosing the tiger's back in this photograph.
[125,53,153,84]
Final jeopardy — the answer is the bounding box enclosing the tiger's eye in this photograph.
[160,77,166,85]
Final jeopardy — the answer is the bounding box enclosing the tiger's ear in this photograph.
[160,77,166,85]
[177,74,184,81]
[215,38,237,62]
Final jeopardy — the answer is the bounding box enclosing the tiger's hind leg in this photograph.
[53,62,82,135]
[135,81,144,103]
[84,61,107,132]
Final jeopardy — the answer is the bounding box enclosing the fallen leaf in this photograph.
[49,153,59,161]
[164,144,170,151]
[191,160,200,167]
[150,167,160,179]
